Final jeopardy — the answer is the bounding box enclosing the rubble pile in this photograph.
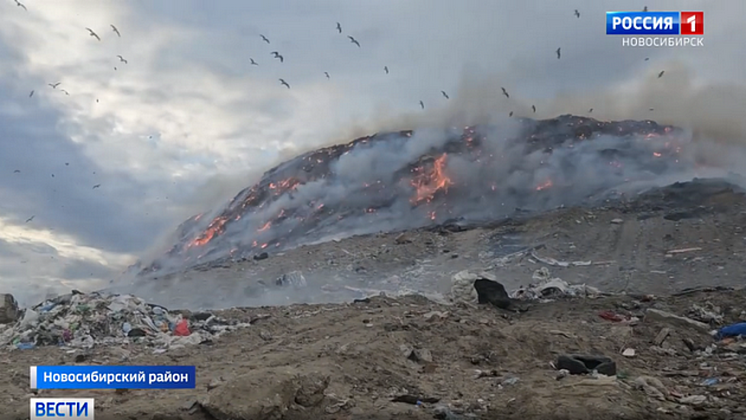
[0,291,253,351]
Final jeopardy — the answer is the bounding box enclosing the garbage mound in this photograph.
[139,115,690,276]
[0,291,253,351]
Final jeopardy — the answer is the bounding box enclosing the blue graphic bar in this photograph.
[30,365,196,389]
[606,12,680,35]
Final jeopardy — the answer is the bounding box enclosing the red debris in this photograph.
[174,319,191,336]
[598,310,628,323]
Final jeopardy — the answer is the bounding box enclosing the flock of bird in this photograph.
[11,1,125,224]
[9,2,667,222]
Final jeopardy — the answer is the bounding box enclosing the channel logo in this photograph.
[30,398,94,420]
[606,11,704,35]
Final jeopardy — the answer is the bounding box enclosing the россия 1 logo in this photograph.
[606,11,704,47]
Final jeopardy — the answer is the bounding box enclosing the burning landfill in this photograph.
[139,115,696,275]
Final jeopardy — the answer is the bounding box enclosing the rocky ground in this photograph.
[3,178,746,419]
[3,289,746,420]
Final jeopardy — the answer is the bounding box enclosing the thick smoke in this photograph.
[132,113,708,278]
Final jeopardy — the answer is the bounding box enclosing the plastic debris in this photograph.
[0,291,253,350]
[715,322,746,340]
[510,267,602,301]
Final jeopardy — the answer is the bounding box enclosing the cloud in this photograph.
[0,0,743,306]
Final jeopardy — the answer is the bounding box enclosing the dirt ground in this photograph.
[3,288,746,420]
[5,179,746,419]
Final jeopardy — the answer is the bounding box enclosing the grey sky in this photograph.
[0,0,743,305]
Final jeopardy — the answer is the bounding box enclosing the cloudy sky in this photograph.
[0,0,743,305]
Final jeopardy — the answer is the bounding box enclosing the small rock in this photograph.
[611,218,624,224]
[253,252,269,261]
[394,233,412,244]
[622,348,636,358]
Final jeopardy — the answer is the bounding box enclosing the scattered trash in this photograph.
[688,302,723,324]
[0,291,253,350]
[610,218,624,224]
[702,378,719,386]
[556,369,570,380]
[391,394,440,405]
[174,319,191,336]
[622,348,636,358]
[510,268,602,301]
[276,271,307,288]
[449,270,480,304]
[0,294,20,324]
[666,247,702,255]
[599,310,632,323]
[714,322,746,340]
[556,354,616,376]
[644,308,710,332]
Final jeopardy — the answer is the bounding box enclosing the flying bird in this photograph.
[588,108,593,113]
[658,70,665,78]
[279,79,290,89]
[60,89,70,95]
[29,90,34,98]
[117,55,128,64]
[48,82,61,89]
[13,169,20,173]
[419,100,425,110]
[441,91,449,99]
[92,184,101,189]
[15,0,26,10]
[271,52,284,62]
[643,6,648,12]
[348,36,360,47]
[86,28,101,41]
[649,108,654,111]
[336,22,342,33]
[384,66,389,74]
[574,9,580,18]
[645,57,650,61]
[531,105,536,113]
[111,24,120,37]
[260,34,270,44]
[509,111,513,117]
[325,72,330,79]
[501,87,509,98]
[556,47,561,59]
[250,58,258,65]
[25,216,34,223]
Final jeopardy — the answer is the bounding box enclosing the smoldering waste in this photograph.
[0,291,253,351]
[141,115,688,276]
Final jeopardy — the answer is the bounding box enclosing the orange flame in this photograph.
[535,179,553,191]
[411,154,453,204]
[187,215,229,248]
